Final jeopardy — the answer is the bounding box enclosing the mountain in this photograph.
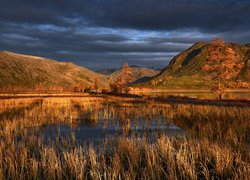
[0,51,108,89]
[142,42,250,88]
[109,66,160,83]
[96,68,116,75]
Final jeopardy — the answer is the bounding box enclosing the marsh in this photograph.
[0,94,249,179]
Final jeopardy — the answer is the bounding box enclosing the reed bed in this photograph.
[0,98,42,112]
[0,96,249,179]
[0,135,249,180]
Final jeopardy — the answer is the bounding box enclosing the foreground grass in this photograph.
[0,136,249,179]
[0,96,249,179]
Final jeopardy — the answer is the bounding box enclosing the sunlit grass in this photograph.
[0,135,249,179]
[0,95,249,179]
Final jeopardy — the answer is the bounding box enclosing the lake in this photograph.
[0,96,185,146]
[134,91,250,99]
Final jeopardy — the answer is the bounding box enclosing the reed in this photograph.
[0,96,249,179]
[0,135,249,179]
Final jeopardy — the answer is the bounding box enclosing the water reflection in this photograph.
[136,91,250,99]
[0,97,185,146]
[40,118,184,146]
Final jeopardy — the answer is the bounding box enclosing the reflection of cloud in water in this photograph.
[40,120,185,146]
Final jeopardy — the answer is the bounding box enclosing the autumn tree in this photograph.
[110,63,132,94]
[203,37,243,99]
[74,81,86,92]
[93,77,100,92]
[150,79,158,97]
[108,77,118,93]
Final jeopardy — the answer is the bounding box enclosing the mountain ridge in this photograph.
[0,51,108,90]
[140,42,250,88]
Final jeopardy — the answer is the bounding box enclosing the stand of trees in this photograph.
[109,63,132,94]
[73,64,133,94]
[203,38,244,99]
[73,77,101,93]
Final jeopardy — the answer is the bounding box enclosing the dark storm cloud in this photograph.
[146,36,211,44]
[1,0,249,32]
[81,0,250,33]
[0,22,188,53]
[47,52,176,69]
[0,0,249,69]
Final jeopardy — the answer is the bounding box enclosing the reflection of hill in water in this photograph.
[136,91,250,100]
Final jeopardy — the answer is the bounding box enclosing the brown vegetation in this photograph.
[0,51,108,93]
[109,63,133,94]
[0,135,249,179]
[0,96,249,179]
[203,38,244,99]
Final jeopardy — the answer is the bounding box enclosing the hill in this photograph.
[108,65,160,83]
[96,68,116,75]
[141,42,250,89]
[0,51,108,91]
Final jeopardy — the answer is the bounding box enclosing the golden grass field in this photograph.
[0,94,249,179]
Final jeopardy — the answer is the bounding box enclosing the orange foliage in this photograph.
[203,37,244,98]
[93,77,100,92]
[74,81,87,92]
[110,63,132,94]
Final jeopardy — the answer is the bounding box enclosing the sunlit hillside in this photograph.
[142,42,250,88]
[0,51,108,90]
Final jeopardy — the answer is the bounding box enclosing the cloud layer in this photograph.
[0,0,249,69]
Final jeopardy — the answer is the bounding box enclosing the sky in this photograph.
[0,0,250,70]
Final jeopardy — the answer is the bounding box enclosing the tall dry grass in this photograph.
[0,96,249,179]
[0,135,249,179]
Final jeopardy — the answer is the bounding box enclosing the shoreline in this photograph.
[131,88,250,93]
[0,92,91,99]
[0,89,249,99]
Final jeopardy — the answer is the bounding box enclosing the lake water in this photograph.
[0,97,185,146]
[40,119,184,146]
[135,91,250,99]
